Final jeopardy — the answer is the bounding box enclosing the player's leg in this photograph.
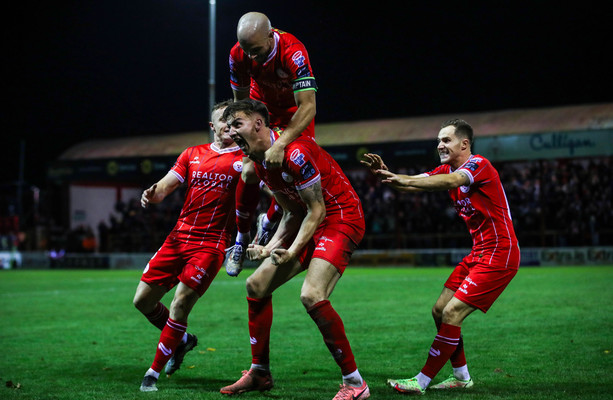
[133,281,169,330]
[227,157,260,276]
[388,296,476,395]
[388,260,475,395]
[253,197,282,246]
[141,283,200,391]
[429,287,472,390]
[220,257,304,395]
[302,258,369,399]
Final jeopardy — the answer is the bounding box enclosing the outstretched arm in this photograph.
[361,153,470,192]
[377,169,470,192]
[141,172,182,208]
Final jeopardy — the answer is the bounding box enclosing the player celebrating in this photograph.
[225,11,318,277]
[133,100,244,392]
[219,99,370,400]
[362,118,520,395]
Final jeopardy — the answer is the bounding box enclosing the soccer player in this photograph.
[219,99,370,400]
[133,100,244,392]
[225,11,318,277]
[362,118,521,395]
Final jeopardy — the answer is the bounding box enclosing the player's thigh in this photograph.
[246,257,304,298]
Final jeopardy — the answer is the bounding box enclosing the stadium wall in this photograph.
[4,247,613,270]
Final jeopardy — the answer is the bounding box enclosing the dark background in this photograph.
[5,1,611,187]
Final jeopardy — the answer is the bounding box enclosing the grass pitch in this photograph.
[1,265,612,399]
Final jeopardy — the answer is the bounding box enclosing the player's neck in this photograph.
[451,153,472,170]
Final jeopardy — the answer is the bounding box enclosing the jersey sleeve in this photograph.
[457,156,491,186]
[279,34,317,93]
[285,144,321,191]
[229,43,251,92]
[169,148,191,183]
[424,164,449,177]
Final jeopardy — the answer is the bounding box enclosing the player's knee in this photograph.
[246,275,266,298]
[299,288,324,309]
[133,294,151,314]
[431,306,441,322]
[441,303,464,325]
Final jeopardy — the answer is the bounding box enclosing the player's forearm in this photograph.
[265,209,301,252]
[276,101,316,148]
[287,206,325,256]
[404,173,464,192]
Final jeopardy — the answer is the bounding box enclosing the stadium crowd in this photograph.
[30,156,612,254]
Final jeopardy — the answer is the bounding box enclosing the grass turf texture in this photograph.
[1,266,612,399]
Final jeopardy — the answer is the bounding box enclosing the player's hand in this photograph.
[361,153,388,173]
[264,143,284,169]
[141,184,157,208]
[378,170,409,189]
[247,244,270,260]
[270,248,295,265]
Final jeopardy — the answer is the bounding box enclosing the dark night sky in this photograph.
[5,1,611,187]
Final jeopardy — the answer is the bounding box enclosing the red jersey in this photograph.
[254,131,364,230]
[168,143,244,248]
[229,28,317,132]
[426,154,519,266]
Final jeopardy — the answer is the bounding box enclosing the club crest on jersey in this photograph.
[233,160,243,172]
[291,51,306,67]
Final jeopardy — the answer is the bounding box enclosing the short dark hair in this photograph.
[222,99,270,127]
[212,99,234,114]
[441,118,474,146]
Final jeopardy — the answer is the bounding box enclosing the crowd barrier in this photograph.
[3,247,612,270]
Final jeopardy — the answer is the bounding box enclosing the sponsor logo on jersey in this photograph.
[464,161,479,171]
[190,156,200,165]
[291,51,306,67]
[300,161,316,180]
[289,149,306,166]
[191,170,235,190]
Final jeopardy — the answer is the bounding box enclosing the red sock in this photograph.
[434,319,466,367]
[235,177,261,235]
[450,336,467,368]
[248,296,273,365]
[150,318,187,372]
[421,323,461,378]
[307,300,357,375]
[144,302,169,331]
[266,199,282,223]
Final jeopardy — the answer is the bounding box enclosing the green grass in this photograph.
[1,266,612,399]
